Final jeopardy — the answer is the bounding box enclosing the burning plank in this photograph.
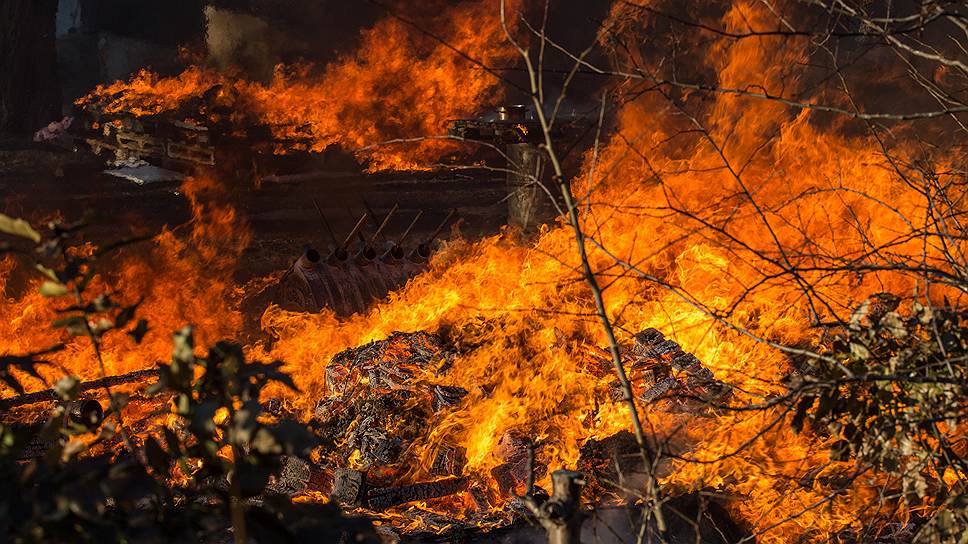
[330,468,469,511]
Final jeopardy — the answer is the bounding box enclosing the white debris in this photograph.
[33,116,74,145]
[104,165,185,185]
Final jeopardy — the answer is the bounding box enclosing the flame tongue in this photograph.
[3,0,963,540]
[76,0,524,171]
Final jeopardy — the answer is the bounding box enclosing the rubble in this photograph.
[300,325,739,539]
[314,331,456,472]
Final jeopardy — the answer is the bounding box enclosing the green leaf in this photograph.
[189,401,219,438]
[251,428,282,455]
[35,264,60,282]
[829,439,852,462]
[236,463,273,498]
[0,213,42,243]
[849,341,871,361]
[880,312,908,338]
[263,421,316,456]
[89,318,114,337]
[110,392,130,410]
[53,315,88,337]
[92,295,113,312]
[39,281,69,297]
[55,375,81,401]
[172,327,195,366]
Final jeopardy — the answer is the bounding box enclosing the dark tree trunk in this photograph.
[0,0,61,136]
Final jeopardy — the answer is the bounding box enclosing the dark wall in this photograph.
[78,0,205,46]
[0,0,61,135]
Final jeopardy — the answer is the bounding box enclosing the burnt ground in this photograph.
[0,145,509,285]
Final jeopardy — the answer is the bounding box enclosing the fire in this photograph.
[0,174,246,388]
[77,0,523,171]
[261,1,962,541]
[3,0,964,541]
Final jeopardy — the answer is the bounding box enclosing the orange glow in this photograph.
[76,0,523,171]
[0,174,246,387]
[3,0,964,541]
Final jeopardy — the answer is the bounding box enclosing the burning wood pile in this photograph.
[74,80,259,170]
[0,324,741,541]
[5,0,966,540]
[290,326,736,539]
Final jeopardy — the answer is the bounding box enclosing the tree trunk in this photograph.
[0,0,61,136]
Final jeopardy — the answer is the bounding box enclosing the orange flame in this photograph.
[0,174,246,387]
[77,0,523,171]
[3,0,963,541]
[261,0,962,540]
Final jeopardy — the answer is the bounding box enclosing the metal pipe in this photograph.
[368,203,399,246]
[341,213,369,249]
[398,210,423,245]
[311,198,339,246]
[296,248,322,269]
[66,399,104,430]
[409,209,456,263]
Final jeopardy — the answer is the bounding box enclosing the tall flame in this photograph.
[0,174,247,387]
[77,0,523,171]
[261,0,962,540]
[3,0,964,541]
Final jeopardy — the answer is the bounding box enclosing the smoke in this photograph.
[204,6,277,81]
[202,2,388,81]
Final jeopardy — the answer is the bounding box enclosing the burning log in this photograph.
[330,468,468,511]
[331,467,367,506]
[265,456,333,497]
[431,385,469,413]
[429,444,467,477]
[617,328,730,412]
[490,430,547,496]
[0,368,159,410]
[368,477,468,511]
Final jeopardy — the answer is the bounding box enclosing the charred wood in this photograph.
[367,477,468,511]
[620,328,731,412]
[9,400,105,460]
[0,368,159,409]
[429,444,467,477]
[330,468,468,511]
